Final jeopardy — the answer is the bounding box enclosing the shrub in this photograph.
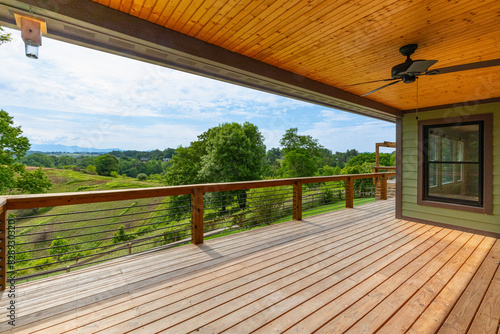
[112,225,135,243]
[246,186,290,227]
[30,257,53,271]
[86,164,97,175]
[49,237,71,258]
[135,225,153,236]
[137,173,148,181]
[60,251,89,262]
[110,171,119,178]
[321,184,335,203]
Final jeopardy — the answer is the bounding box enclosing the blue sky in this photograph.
[0,27,395,153]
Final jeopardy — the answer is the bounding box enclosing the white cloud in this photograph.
[303,118,395,152]
[0,28,304,122]
[0,28,393,152]
[319,109,354,122]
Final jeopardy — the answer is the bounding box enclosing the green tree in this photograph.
[15,167,52,194]
[164,142,205,186]
[346,152,394,167]
[165,122,265,185]
[49,237,71,259]
[0,27,12,45]
[165,122,266,214]
[201,122,265,211]
[265,148,282,165]
[22,153,56,168]
[280,150,317,178]
[199,122,265,183]
[112,225,135,243]
[75,156,95,169]
[86,164,97,175]
[56,155,76,168]
[137,173,147,181]
[94,154,119,176]
[0,109,51,194]
[279,128,322,177]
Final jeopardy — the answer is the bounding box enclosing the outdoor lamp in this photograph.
[15,14,46,59]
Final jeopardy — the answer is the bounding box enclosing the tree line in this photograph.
[21,123,395,182]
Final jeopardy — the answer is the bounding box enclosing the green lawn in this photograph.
[204,197,375,240]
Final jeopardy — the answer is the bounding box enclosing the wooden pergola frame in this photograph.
[375,141,397,168]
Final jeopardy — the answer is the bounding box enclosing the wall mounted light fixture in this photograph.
[14,13,47,59]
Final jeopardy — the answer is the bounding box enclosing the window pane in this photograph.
[428,164,479,202]
[427,124,479,162]
[442,164,454,184]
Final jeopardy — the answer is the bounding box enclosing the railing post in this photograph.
[345,177,353,208]
[0,203,7,290]
[380,174,388,200]
[293,180,302,220]
[191,187,204,244]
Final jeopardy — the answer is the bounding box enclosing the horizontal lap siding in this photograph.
[401,103,500,234]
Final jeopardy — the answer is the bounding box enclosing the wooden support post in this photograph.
[380,174,388,200]
[293,180,302,220]
[0,204,6,290]
[345,177,353,208]
[191,187,204,244]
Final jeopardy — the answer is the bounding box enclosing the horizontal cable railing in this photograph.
[0,172,394,287]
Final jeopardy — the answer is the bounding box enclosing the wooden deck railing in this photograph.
[0,172,394,289]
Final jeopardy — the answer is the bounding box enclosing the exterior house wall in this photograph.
[401,103,500,234]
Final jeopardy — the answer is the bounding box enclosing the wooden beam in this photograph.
[402,97,500,114]
[345,177,353,209]
[0,0,401,121]
[191,187,204,245]
[395,118,402,219]
[380,174,387,201]
[293,180,302,221]
[0,201,6,291]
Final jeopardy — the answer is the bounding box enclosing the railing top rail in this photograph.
[373,166,396,170]
[4,172,395,210]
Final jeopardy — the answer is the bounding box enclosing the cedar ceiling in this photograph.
[1,0,499,121]
[89,0,500,111]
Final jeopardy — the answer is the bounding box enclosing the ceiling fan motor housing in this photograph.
[391,61,413,79]
[391,44,419,79]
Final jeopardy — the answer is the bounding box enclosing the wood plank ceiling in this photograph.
[91,0,500,111]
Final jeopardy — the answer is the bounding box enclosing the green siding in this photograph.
[401,103,500,234]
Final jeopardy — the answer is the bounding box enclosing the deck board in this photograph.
[2,199,499,333]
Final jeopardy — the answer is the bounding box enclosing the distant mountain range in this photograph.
[29,144,122,153]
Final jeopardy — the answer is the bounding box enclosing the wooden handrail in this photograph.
[4,172,395,210]
[373,166,396,171]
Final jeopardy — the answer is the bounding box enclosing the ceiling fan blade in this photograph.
[361,80,401,96]
[405,60,438,74]
[340,78,398,88]
[427,58,500,75]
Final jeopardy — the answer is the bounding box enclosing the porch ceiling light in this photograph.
[14,13,47,59]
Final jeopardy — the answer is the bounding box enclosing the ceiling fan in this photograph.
[342,44,500,96]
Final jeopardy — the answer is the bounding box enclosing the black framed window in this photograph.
[423,121,483,207]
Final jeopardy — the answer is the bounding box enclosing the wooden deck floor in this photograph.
[2,199,499,333]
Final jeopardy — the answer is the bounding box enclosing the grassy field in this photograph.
[32,167,164,193]
[12,168,376,281]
